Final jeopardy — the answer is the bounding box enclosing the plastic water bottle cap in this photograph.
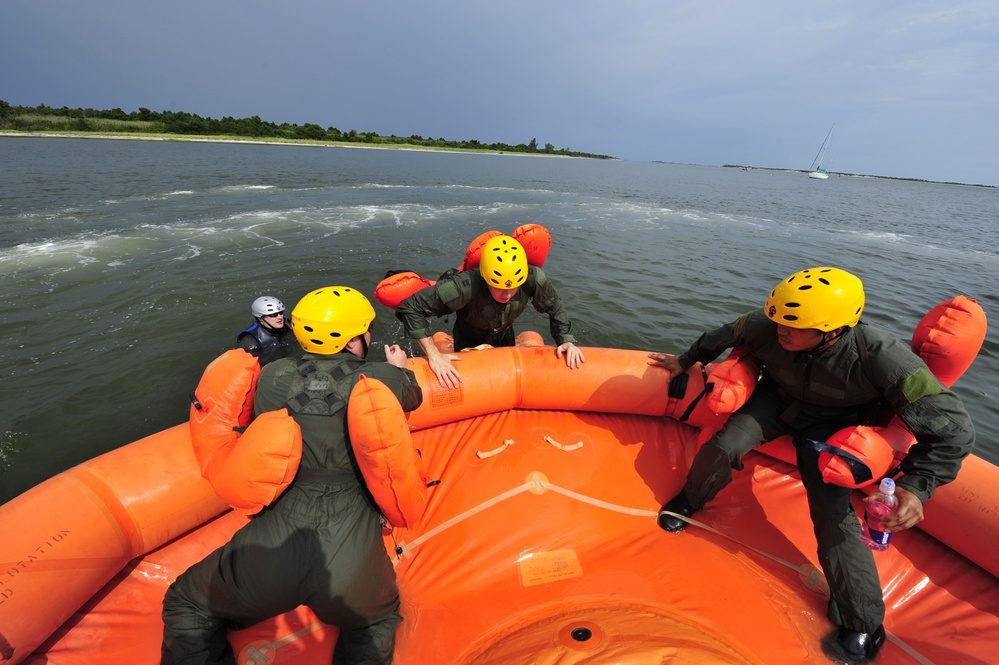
[880,477,896,493]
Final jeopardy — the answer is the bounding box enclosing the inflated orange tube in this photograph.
[911,295,987,387]
[512,223,552,267]
[406,347,673,431]
[406,346,755,439]
[458,230,502,271]
[211,409,303,515]
[0,425,227,665]
[514,330,545,347]
[189,349,259,481]
[347,375,428,528]
[373,271,436,309]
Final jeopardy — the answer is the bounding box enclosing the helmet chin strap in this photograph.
[811,327,847,353]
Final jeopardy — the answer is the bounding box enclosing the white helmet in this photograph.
[251,296,285,318]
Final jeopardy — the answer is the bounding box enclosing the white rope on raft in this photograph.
[544,435,584,451]
[475,439,515,459]
[398,435,937,665]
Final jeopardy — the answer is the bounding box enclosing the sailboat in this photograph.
[808,124,835,179]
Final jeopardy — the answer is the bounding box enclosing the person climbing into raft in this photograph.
[648,267,975,663]
[234,295,299,366]
[395,234,584,389]
[162,286,423,665]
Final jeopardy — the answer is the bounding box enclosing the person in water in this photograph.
[162,286,423,665]
[235,295,298,366]
[395,234,584,389]
[648,267,974,663]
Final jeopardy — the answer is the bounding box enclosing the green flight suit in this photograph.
[162,352,423,665]
[395,266,575,350]
[675,309,975,634]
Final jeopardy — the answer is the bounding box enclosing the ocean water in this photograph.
[1,136,997,503]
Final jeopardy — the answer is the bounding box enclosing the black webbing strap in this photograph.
[294,467,358,486]
[808,439,873,485]
[671,364,713,423]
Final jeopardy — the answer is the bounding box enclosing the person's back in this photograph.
[163,286,422,665]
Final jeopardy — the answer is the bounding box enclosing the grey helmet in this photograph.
[251,296,285,318]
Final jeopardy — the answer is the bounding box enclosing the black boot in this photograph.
[827,624,886,662]
[657,491,697,533]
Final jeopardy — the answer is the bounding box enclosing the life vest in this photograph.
[236,322,294,366]
[189,349,303,514]
[814,296,987,488]
[347,374,428,529]
[374,224,553,309]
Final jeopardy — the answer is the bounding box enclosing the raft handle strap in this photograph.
[190,392,203,411]
[675,364,713,423]
[807,439,874,485]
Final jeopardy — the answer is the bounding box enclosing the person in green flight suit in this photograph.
[162,286,423,665]
[395,234,584,389]
[648,267,975,663]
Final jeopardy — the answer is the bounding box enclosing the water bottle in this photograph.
[860,478,899,551]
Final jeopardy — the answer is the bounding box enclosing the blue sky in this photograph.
[3,1,998,186]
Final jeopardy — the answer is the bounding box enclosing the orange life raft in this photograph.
[1,308,996,664]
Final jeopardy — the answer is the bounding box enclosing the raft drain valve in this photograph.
[570,627,593,642]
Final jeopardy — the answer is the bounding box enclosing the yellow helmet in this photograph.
[765,267,864,330]
[479,235,528,289]
[291,286,375,354]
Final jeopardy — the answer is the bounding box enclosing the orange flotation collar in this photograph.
[374,271,437,309]
[815,296,987,488]
[347,374,428,528]
[189,349,303,514]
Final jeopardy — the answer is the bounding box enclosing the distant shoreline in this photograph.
[717,164,995,189]
[0,130,586,159]
[4,131,991,186]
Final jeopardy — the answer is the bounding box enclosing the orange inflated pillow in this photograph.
[911,295,987,388]
[189,349,260,481]
[347,374,428,529]
[374,271,436,309]
[512,223,552,267]
[817,424,900,488]
[704,346,761,416]
[211,408,302,515]
[459,230,502,271]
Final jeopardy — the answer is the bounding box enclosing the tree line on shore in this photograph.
[0,100,613,159]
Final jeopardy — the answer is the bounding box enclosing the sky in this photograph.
[3,1,998,187]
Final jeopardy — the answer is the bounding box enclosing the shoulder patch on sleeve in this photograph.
[437,278,461,303]
[900,366,943,404]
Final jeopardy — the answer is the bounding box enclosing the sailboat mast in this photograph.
[810,124,836,172]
